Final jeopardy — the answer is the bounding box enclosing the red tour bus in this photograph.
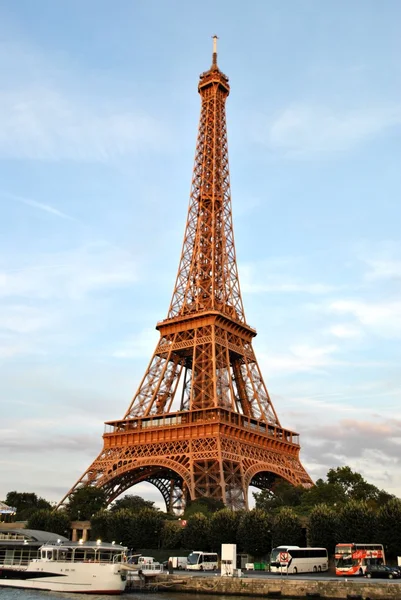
[335,543,385,576]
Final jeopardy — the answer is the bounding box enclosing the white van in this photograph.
[169,556,188,569]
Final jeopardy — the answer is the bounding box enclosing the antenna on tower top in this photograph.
[212,35,218,66]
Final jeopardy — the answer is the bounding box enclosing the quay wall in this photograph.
[148,574,401,599]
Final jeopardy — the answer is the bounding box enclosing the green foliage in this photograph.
[161,520,184,549]
[272,507,304,548]
[183,513,211,551]
[27,509,70,537]
[376,498,401,559]
[67,486,108,520]
[134,508,164,549]
[254,480,306,513]
[90,510,113,541]
[110,495,156,513]
[5,491,51,521]
[104,508,164,549]
[184,497,225,518]
[336,499,376,543]
[326,467,393,507]
[307,504,337,554]
[237,509,272,557]
[208,509,242,551]
[300,479,346,510]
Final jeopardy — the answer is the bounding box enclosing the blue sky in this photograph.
[1,0,400,509]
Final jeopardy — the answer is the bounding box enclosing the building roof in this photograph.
[0,528,69,543]
[0,501,16,515]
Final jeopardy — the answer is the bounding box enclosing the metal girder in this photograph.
[58,41,313,516]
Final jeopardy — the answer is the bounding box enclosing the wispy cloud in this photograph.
[0,243,143,358]
[1,191,74,220]
[260,344,339,375]
[240,259,336,295]
[112,328,158,359]
[0,242,140,301]
[328,324,362,339]
[329,299,401,338]
[252,104,401,158]
[365,259,401,281]
[0,86,168,161]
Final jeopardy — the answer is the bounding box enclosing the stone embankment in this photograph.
[143,573,401,599]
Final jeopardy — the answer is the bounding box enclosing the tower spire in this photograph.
[212,34,218,66]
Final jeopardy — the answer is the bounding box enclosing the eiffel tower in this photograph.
[59,38,312,514]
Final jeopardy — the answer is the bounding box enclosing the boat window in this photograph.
[100,551,112,561]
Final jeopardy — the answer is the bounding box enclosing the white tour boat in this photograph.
[0,538,128,594]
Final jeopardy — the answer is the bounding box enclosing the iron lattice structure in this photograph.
[59,40,312,514]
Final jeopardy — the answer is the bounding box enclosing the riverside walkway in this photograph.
[126,572,401,599]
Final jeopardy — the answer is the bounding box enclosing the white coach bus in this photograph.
[270,545,328,574]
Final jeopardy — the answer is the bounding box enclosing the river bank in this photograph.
[134,573,401,599]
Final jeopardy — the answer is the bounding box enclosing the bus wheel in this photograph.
[318,566,321,572]
[359,568,363,576]
[199,566,203,571]
[313,566,317,573]
[293,567,298,574]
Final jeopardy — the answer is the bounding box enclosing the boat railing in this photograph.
[2,557,31,567]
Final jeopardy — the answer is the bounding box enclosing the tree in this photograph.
[237,509,272,557]
[5,491,51,521]
[66,486,108,520]
[254,480,306,513]
[90,510,113,541]
[110,495,156,513]
[307,504,337,554]
[336,500,376,544]
[272,507,304,548]
[133,508,164,549]
[161,520,184,549]
[208,509,242,551]
[184,497,225,518]
[27,509,70,537]
[301,479,346,510]
[327,466,385,504]
[183,513,211,551]
[376,498,401,559]
[102,508,164,550]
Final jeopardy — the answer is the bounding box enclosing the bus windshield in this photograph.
[270,547,299,565]
[187,552,200,565]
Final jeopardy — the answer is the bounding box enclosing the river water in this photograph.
[0,591,301,600]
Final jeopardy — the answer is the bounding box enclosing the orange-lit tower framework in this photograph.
[59,38,313,514]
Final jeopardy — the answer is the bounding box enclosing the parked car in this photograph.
[365,565,400,579]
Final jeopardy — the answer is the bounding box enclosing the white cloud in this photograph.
[365,259,401,281]
[1,191,74,220]
[330,299,401,338]
[112,328,159,359]
[253,104,401,157]
[243,281,335,294]
[0,242,139,301]
[240,259,335,295]
[261,344,339,375]
[0,86,168,161]
[0,305,54,334]
[328,324,362,339]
